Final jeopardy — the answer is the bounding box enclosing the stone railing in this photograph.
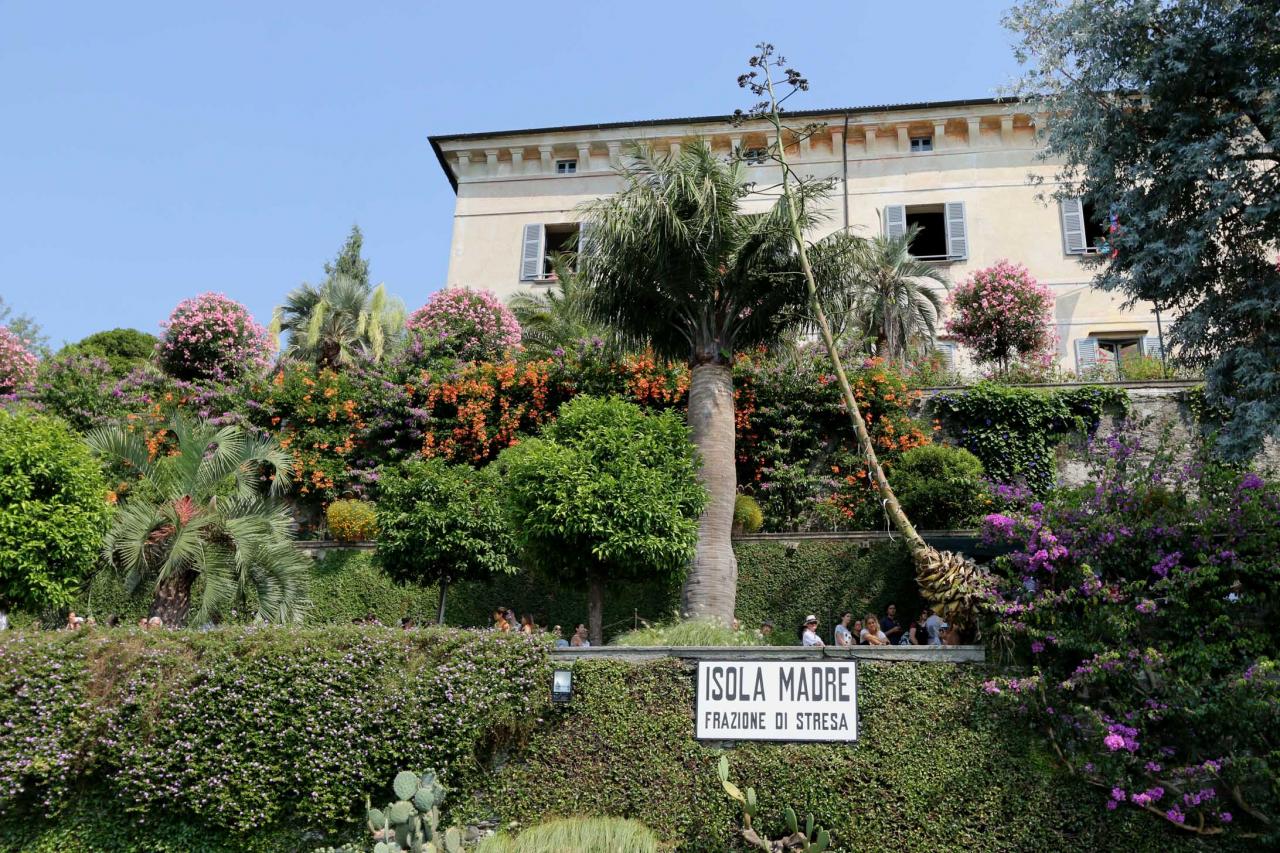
[551,645,984,664]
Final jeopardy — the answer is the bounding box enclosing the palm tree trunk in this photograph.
[151,570,195,628]
[436,578,449,625]
[587,574,605,646]
[682,361,738,623]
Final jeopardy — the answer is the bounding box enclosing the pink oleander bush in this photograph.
[0,327,38,396]
[946,261,1056,377]
[156,293,273,382]
[980,423,1279,839]
[405,287,521,362]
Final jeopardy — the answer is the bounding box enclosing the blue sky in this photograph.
[1,0,1021,347]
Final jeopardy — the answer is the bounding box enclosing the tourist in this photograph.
[759,620,774,640]
[801,615,824,647]
[909,609,931,645]
[552,625,569,648]
[146,616,163,629]
[504,608,518,630]
[834,612,854,647]
[520,614,535,635]
[493,609,509,632]
[860,615,891,646]
[924,609,948,646]
[881,604,903,645]
[852,619,863,642]
[570,624,591,647]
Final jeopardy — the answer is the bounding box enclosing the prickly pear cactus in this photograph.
[352,768,465,853]
[719,756,831,852]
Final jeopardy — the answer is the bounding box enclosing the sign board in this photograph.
[695,660,858,742]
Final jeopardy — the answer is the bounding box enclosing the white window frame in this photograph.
[519,223,588,283]
[909,136,933,153]
[555,159,577,175]
[884,202,968,262]
[741,147,768,166]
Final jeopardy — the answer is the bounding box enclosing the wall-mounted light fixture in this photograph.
[551,668,573,703]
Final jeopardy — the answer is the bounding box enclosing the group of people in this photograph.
[801,605,959,647]
[492,607,591,647]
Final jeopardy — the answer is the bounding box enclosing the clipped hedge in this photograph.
[465,659,1240,852]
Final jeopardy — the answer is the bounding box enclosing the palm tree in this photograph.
[815,228,947,364]
[87,416,310,627]
[508,255,616,358]
[579,142,824,622]
[272,275,405,369]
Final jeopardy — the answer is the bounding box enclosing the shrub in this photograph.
[405,288,521,362]
[1118,352,1167,380]
[945,261,1055,375]
[610,618,766,647]
[888,444,989,529]
[377,458,516,623]
[326,499,378,542]
[30,353,119,431]
[157,292,273,382]
[0,327,37,396]
[476,817,660,853]
[59,328,158,376]
[981,425,1279,840]
[732,494,764,534]
[0,410,111,616]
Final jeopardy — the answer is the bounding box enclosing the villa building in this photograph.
[429,98,1167,374]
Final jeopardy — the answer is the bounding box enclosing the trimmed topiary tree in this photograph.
[945,261,1055,376]
[888,444,988,530]
[0,326,38,396]
[59,328,158,376]
[0,409,111,624]
[376,458,516,623]
[499,395,708,645]
[157,293,273,382]
[405,287,521,362]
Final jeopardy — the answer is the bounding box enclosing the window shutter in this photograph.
[1141,335,1164,359]
[884,204,907,240]
[1074,337,1099,373]
[937,341,957,370]
[1060,198,1087,255]
[944,201,968,260]
[520,224,545,281]
[577,221,595,257]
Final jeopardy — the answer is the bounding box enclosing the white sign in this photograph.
[695,660,858,742]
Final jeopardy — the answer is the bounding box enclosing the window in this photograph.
[909,136,933,153]
[519,223,591,281]
[1074,334,1164,375]
[1061,198,1111,255]
[884,202,968,261]
[741,147,768,165]
[556,159,577,175]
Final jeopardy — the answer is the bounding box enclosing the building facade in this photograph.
[429,98,1165,374]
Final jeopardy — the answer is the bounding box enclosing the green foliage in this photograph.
[275,276,406,369]
[362,769,461,853]
[733,541,921,643]
[376,459,516,613]
[0,296,47,353]
[88,415,310,626]
[0,410,110,613]
[720,756,829,853]
[325,225,372,289]
[732,494,764,534]
[476,817,659,853]
[0,628,547,841]
[888,444,989,529]
[931,382,1129,494]
[31,352,121,431]
[610,619,766,647]
[326,500,378,542]
[307,550,438,626]
[499,396,707,586]
[1006,0,1280,459]
[461,658,1223,852]
[944,261,1055,374]
[1117,352,1166,381]
[59,328,158,376]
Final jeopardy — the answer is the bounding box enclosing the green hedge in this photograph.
[465,659,1241,852]
[0,631,1244,852]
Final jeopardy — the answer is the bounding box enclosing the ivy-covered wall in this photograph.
[0,631,1239,852]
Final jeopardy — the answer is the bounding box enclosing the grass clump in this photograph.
[476,817,659,853]
[609,618,767,647]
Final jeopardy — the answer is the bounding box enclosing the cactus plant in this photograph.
[354,769,463,853]
[718,756,830,853]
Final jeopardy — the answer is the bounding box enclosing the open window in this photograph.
[1074,333,1164,374]
[519,223,591,282]
[1061,198,1110,255]
[884,202,968,261]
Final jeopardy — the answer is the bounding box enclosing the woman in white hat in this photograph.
[801,615,824,647]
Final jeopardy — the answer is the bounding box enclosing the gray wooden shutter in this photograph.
[1060,198,1087,255]
[1141,335,1163,359]
[1074,337,1099,373]
[944,201,968,260]
[936,341,957,370]
[884,204,907,240]
[520,224,545,281]
[577,220,595,258]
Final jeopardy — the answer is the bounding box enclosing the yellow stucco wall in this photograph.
[432,102,1165,374]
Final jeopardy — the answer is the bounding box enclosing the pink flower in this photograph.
[1104,734,1126,751]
